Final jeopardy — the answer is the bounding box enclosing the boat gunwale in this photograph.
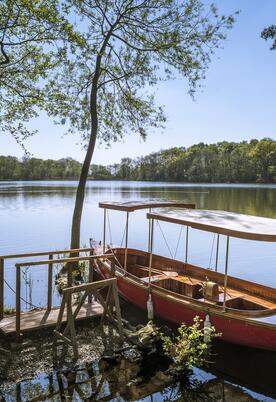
[97,258,276,330]
[96,249,276,329]
[110,247,276,303]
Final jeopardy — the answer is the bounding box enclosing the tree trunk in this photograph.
[68,75,99,284]
[68,25,116,281]
[69,127,97,250]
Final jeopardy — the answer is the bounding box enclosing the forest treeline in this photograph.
[0,156,82,180]
[1,139,276,182]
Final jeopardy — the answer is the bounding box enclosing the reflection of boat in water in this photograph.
[94,201,276,351]
[1,355,270,401]
[210,339,276,400]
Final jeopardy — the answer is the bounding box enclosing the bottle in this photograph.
[204,314,211,342]
[147,293,154,320]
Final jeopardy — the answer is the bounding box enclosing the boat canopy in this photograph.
[147,209,276,242]
[99,201,195,212]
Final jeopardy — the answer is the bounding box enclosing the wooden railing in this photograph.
[14,253,113,338]
[0,247,96,321]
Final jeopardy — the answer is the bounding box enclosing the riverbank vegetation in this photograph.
[110,138,276,183]
[1,138,275,183]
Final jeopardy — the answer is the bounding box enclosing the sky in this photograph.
[1,0,276,165]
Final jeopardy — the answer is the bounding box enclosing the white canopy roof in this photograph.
[99,201,195,212]
[147,209,276,242]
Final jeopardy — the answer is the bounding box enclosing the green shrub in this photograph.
[4,305,16,315]
[161,316,219,373]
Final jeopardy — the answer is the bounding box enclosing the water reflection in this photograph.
[1,356,273,402]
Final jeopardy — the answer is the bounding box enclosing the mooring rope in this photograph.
[174,225,183,259]
[156,220,173,259]
[120,224,126,248]
[208,234,216,269]
[107,210,113,247]
[4,278,43,310]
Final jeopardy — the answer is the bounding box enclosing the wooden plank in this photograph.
[63,278,115,295]
[0,302,104,335]
[16,254,113,268]
[0,247,95,260]
[47,254,53,311]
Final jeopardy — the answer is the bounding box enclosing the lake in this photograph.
[1,180,276,401]
[1,180,276,310]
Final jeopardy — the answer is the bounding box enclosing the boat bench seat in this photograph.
[141,275,165,283]
[155,277,202,299]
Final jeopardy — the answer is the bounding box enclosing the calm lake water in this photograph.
[1,180,276,401]
[1,180,276,309]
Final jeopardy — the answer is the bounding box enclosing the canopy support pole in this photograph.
[185,226,189,265]
[148,208,152,253]
[103,208,106,253]
[124,212,129,272]
[148,219,155,286]
[215,234,220,272]
[223,236,230,312]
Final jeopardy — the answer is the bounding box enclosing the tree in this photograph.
[261,25,276,50]
[45,0,235,253]
[252,138,276,182]
[0,0,81,148]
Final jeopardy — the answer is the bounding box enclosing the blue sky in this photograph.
[1,0,276,164]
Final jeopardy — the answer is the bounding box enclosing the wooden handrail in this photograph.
[0,247,100,321]
[63,278,116,295]
[15,254,113,268]
[0,247,95,260]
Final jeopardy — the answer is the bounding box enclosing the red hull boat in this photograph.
[94,201,276,351]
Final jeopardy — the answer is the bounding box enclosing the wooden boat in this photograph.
[94,201,276,350]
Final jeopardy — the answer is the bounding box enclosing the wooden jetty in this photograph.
[0,302,104,335]
[0,248,122,343]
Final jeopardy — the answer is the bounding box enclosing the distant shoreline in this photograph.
[1,179,276,187]
[1,138,275,183]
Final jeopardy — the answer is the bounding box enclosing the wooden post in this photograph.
[148,219,155,285]
[215,234,220,272]
[66,292,78,359]
[223,236,230,312]
[148,207,152,253]
[185,226,189,265]
[110,259,115,277]
[124,212,129,272]
[112,280,123,337]
[16,264,21,339]
[47,254,53,311]
[103,208,107,253]
[0,258,4,320]
[88,251,94,303]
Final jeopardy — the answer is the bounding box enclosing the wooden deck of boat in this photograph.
[0,302,103,336]
[162,273,276,309]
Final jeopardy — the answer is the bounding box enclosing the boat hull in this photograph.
[96,255,276,351]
